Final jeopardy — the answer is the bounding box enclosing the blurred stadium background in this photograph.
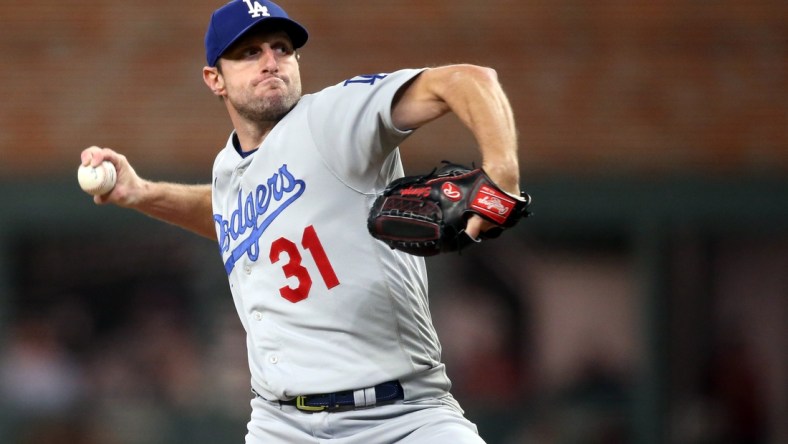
[0,1,785,443]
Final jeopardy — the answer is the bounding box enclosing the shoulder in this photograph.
[295,69,428,126]
[310,69,428,99]
[212,133,242,172]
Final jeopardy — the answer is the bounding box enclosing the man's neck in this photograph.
[232,118,276,153]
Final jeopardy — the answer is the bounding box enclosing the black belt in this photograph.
[274,380,404,412]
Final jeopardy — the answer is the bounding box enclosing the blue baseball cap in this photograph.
[205,0,309,67]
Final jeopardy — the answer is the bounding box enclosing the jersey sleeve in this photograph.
[305,68,427,193]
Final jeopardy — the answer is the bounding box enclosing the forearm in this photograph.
[392,65,521,195]
[80,146,216,240]
[129,181,216,240]
[436,66,520,194]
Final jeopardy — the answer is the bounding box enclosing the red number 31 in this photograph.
[269,225,340,303]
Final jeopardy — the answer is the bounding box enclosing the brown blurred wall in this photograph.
[0,0,785,179]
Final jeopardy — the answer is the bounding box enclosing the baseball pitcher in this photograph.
[79,1,529,442]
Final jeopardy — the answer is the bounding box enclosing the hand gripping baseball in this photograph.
[79,146,144,207]
[367,162,532,256]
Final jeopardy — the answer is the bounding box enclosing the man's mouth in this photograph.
[256,76,285,88]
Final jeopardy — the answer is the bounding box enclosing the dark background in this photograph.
[0,1,785,443]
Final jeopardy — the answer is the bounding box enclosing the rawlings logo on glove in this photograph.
[367,162,532,256]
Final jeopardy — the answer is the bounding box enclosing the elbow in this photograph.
[437,64,500,90]
[466,64,499,82]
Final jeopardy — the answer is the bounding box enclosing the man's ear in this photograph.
[203,66,225,97]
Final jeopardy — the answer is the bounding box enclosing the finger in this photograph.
[81,146,109,167]
[80,146,100,166]
[91,148,112,167]
[464,215,485,240]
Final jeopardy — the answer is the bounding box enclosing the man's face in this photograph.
[216,30,302,122]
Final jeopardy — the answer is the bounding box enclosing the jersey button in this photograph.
[252,311,263,321]
[269,355,279,364]
[244,265,252,275]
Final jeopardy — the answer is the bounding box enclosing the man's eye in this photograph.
[243,47,261,57]
[273,44,292,55]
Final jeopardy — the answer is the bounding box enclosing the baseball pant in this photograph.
[245,394,486,443]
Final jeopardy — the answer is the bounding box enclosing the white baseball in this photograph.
[78,161,117,196]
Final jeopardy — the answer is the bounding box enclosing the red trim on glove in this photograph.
[470,184,518,225]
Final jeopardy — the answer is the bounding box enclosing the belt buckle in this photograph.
[295,395,327,412]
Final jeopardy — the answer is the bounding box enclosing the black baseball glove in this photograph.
[367,162,532,256]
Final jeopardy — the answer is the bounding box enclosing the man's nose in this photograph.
[259,46,278,72]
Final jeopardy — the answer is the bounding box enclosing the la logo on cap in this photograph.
[242,0,272,18]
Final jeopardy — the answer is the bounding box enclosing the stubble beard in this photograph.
[230,81,302,123]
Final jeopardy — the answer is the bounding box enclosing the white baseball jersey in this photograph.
[211,68,452,402]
